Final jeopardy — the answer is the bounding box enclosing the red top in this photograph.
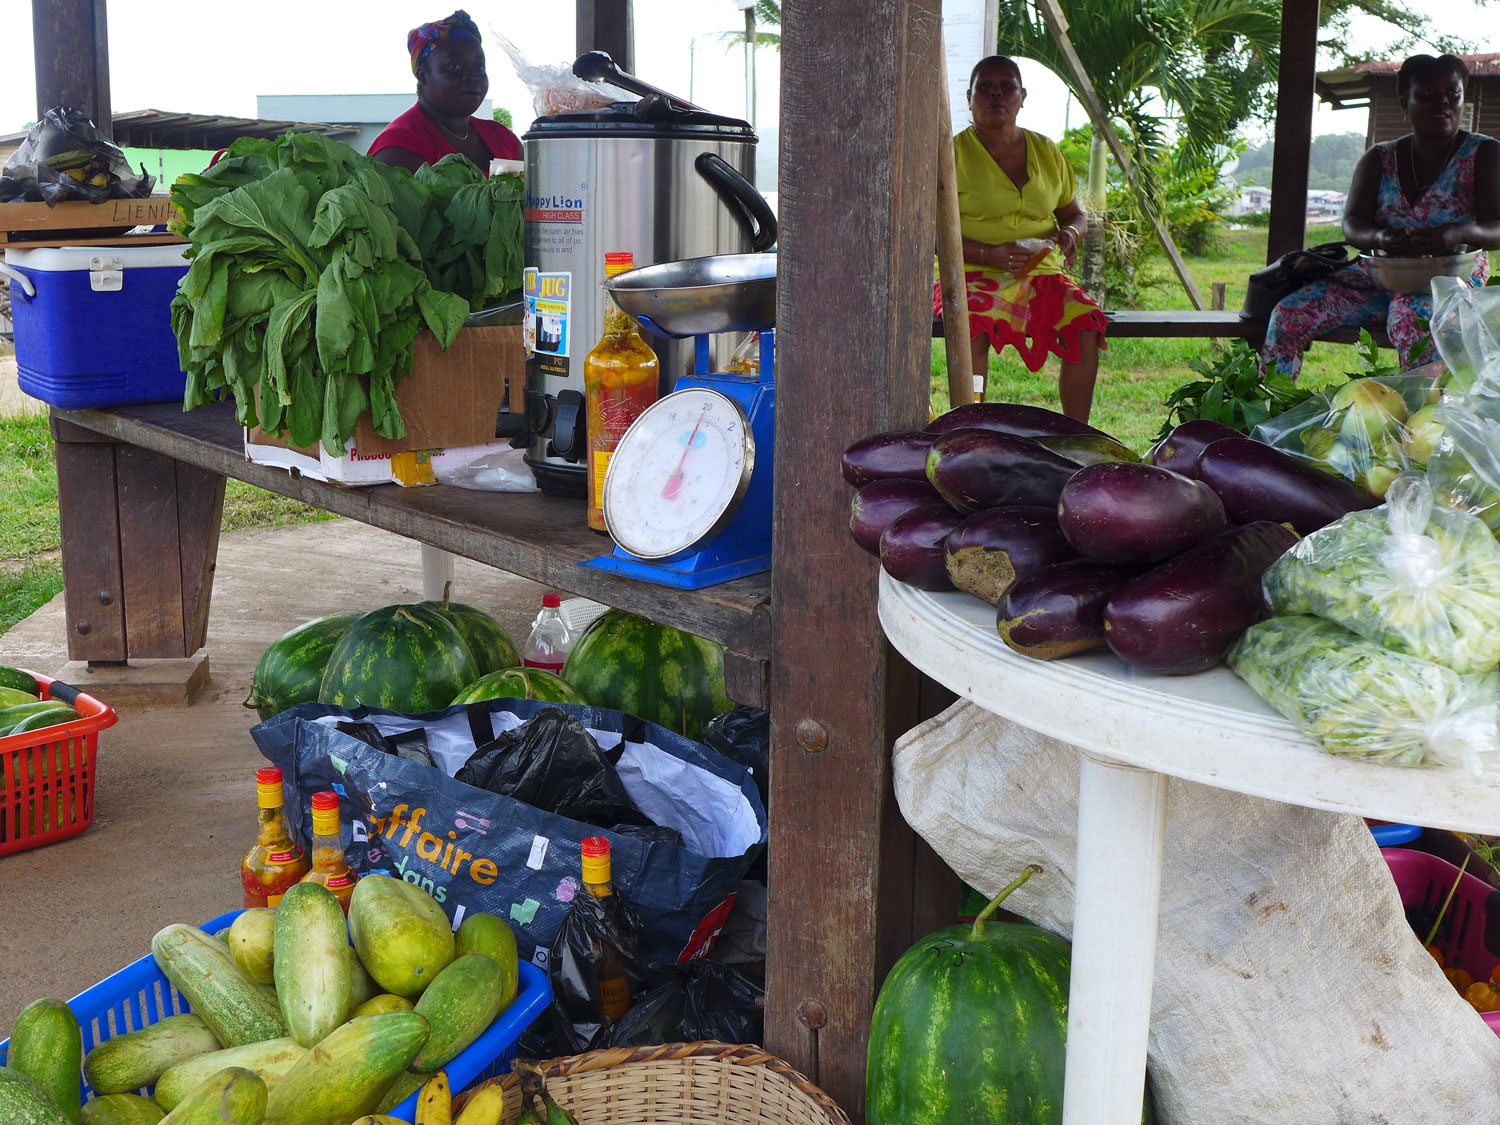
[543,594,561,608]
[367,102,521,170]
[256,766,282,785]
[311,791,340,811]
[581,836,611,858]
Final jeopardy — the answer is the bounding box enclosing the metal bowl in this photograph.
[1360,247,1479,293]
[603,252,776,337]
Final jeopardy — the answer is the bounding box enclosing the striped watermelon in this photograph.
[450,667,586,706]
[245,610,363,721]
[318,604,480,714]
[418,586,520,675]
[866,867,1154,1125]
[561,610,732,741]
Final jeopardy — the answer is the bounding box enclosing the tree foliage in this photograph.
[713,0,781,51]
[1318,0,1495,65]
[1232,132,1366,190]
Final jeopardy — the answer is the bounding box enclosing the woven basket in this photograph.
[452,1040,852,1125]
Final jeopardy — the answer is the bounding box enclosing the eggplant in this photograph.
[944,506,1078,605]
[849,479,948,557]
[1057,461,1227,564]
[1195,437,1379,536]
[927,401,1114,441]
[1035,433,1141,467]
[997,558,1148,659]
[1146,419,1243,476]
[1103,521,1299,675]
[879,504,967,590]
[926,429,1081,513]
[841,430,936,487]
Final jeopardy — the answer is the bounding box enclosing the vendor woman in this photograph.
[369,10,522,174]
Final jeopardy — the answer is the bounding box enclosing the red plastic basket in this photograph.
[1383,847,1500,1037]
[0,671,116,857]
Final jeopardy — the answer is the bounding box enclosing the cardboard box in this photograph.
[245,323,525,486]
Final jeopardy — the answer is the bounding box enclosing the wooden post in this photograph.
[768,1,953,1118]
[936,36,976,407]
[576,0,634,74]
[32,0,111,137]
[1267,0,1321,262]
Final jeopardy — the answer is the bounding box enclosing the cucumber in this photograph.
[8,998,82,1122]
[79,1094,165,1125]
[226,908,276,985]
[7,707,81,736]
[453,912,518,1011]
[82,1013,219,1096]
[150,924,287,1048]
[0,1066,72,1125]
[350,994,413,1018]
[156,1067,264,1125]
[151,1037,305,1113]
[347,948,380,1011]
[0,665,41,695]
[410,953,507,1072]
[273,883,352,1047]
[261,1012,430,1125]
[371,1069,425,1115]
[0,702,79,737]
[0,686,40,708]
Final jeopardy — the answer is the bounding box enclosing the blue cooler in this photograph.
[5,243,190,408]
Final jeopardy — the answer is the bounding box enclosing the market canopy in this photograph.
[0,109,359,152]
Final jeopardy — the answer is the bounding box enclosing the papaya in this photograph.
[351,994,414,1018]
[156,1066,264,1125]
[227,908,277,985]
[347,875,455,997]
[260,1012,431,1125]
[411,953,508,1072]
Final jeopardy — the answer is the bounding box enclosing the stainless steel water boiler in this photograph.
[521,98,776,497]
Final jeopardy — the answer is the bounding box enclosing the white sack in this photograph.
[893,699,1500,1124]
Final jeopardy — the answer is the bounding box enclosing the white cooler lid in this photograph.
[4,243,189,270]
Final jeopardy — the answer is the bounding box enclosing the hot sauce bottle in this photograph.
[299,789,359,914]
[581,835,633,1022]
[241,766,309,907]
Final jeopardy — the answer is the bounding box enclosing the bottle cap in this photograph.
[582,836,611,857]
[311,790,341,835]
[603,251,635,278]
[311,791,340,811]
[256,766,284,809]
[543,594,561,608]
[582,835,612,886]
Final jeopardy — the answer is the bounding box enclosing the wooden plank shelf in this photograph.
[52,400,773,667]
[0,197,182,246]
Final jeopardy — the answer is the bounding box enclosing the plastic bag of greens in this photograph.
[1430,275,1500,396]
[1248,367,1447,498]
[1228,615,1500,772]
[1262,474,1500,674]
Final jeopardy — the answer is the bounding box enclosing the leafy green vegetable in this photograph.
[170,132,522,455]
[1154,339,1314,442]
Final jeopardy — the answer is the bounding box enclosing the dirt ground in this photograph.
[0,518,551,1031]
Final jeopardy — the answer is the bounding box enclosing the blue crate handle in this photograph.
[0,907,550,1123]
[1370,822,1423,847]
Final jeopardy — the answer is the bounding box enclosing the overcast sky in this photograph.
[5,2,1500,148]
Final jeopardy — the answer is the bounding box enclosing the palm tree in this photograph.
[998,0,1281,299]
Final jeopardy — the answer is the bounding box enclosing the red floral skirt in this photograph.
[934,270,1107,372]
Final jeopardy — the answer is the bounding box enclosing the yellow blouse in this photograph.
[954,126,1077,278]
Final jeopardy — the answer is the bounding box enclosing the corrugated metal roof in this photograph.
[0,109,359,150]
[1318,53,1500,110]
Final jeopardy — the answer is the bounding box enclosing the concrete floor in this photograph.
[0,518,550,1031]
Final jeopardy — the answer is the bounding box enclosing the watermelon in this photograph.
[319,604,480,714]
[561,610,732,741]
[450,667,586,706]
[866,866,1153,1125]
[418,584,520,675]
[244,611,362,721]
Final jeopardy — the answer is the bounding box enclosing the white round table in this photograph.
[877,571,1500,1125]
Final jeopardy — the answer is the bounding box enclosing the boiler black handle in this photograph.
[695,152,778,253]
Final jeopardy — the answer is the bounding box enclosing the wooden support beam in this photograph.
[767,1,955,1117]
[1267,0,1321,261]
[576,0,634,74]
[32,0,111,138]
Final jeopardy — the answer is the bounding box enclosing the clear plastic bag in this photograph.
[432,445,539,491]
[1249,367,1447,497]
[490,30,630,118]
[1263,473,1500,674]
[1430,275,1500,396]
[1228,615,1500,772]
[0,107,154,204]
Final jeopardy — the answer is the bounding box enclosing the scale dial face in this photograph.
[602,388,755,559]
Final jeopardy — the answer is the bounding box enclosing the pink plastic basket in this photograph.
[1383,847,1500,1036]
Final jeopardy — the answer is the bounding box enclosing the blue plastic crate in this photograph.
[5,243,190,409]
[0,908,550,1121]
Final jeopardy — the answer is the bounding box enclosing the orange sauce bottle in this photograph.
[581,835,633,1022]
[584,251,659,532]
[299,789,359,914]
[241,766,309,907]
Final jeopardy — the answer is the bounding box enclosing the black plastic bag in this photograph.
[335,720,437,768]
[605,959,765,1047]
[455,707,667,834]
[702,707,770,811]
[0,107,154,204]
[547,885,648,1054]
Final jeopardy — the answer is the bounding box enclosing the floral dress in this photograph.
[1262,132,1491,379]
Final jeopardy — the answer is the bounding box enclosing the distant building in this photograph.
[257,94,494,155]
[1228,185,1272,216]
[1317,52,1500,145]
[1306,189,1346,217]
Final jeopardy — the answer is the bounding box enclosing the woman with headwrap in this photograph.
[369,10,521,174]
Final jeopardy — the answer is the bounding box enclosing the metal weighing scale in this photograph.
[580,253,776,590]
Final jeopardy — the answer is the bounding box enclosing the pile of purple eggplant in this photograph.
[844,404,1381,676]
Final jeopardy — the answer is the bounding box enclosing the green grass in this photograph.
[931,225,1372,452]
[0,411,335,636]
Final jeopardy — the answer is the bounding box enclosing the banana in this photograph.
[453,1083,506,1125]
[517,1105,546,1125]
[541,1090,581,1125]
[415,1071,452,1125]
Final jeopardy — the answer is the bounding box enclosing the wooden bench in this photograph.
[1102,310,1391,350]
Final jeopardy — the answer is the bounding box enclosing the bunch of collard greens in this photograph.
[170,132,523,453]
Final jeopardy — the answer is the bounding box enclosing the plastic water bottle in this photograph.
[522,594,573,673]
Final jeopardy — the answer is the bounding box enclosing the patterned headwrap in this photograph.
[408,10,482,76]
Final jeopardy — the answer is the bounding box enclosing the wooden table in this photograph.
[49,400,773,705]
